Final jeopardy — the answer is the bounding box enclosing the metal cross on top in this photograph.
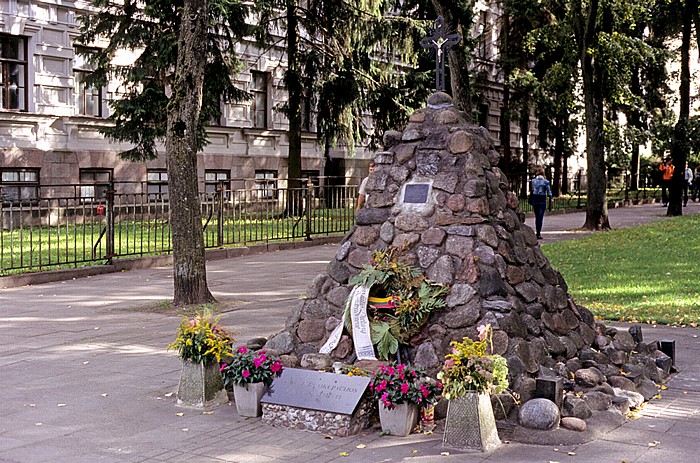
[420,16,462,93]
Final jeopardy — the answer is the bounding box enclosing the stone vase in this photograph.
[378,401,420,436]
[176,359,229,408]
[233,382,268,417]
[443,391,501,452]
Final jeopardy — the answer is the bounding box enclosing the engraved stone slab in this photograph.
[261,368,370,414]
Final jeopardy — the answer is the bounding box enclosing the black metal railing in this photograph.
[509,172,662,214]
[0,178,358,275]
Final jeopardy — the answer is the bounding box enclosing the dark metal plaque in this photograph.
[404,184,430,204]
[261,368,370,414]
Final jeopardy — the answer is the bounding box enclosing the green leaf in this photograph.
[371,322,398,360]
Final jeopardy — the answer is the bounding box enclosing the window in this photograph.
[147,170,169,201]
[251,71,269,129]
[0,34,27,111]
[1,168,39,202]
[79,169,111,201]
[205,170,230,196]
[254,170,277,200]
[73,47,102,117]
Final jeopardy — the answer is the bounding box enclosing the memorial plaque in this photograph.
[261,368,370,415]
[403,183,430,203]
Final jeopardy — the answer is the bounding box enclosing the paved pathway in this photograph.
[1,202,699,462]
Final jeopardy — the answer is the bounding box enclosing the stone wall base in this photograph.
[262,399,373,437]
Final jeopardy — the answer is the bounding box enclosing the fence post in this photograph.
[577,170,582,209]
[105,182,115,263]
[305,179,313,241]
[217,180,224,247]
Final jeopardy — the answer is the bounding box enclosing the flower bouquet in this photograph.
[369,363,442,436]
[167,310,232,364]
[437,324,508,399]
[438,324,508,451]
[348,245,449,360]
[166,310,232,407]
[220,346,284,417]
[220,346,283,388]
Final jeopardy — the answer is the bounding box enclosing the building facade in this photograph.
[0,0,374,204]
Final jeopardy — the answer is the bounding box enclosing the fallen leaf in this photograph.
[338,452,349,457]
[648,441,660,447]
[35,423,42,426]
[568,452,576,456]
[324,435,334,440]
[164,392,174,397]
[101,393,108,397]
[356,444,366,449]
[57,404,66,407]
[441,452,450,456]
[202,411,214,415]
[182,428,189,432]
[83,361,90,365]
[660,385,668,390]
[175,412,184,417]
[29,404,36,407]
[684,391,689,394]
[411,450,418,454]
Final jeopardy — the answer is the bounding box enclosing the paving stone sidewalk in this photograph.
[1,202,699,463]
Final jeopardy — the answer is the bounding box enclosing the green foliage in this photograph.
[167,310,233,363]
[78,0,253,161]
[542,215,700,326]
[371,322,399,360]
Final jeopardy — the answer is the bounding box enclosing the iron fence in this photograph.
[508,172,662,214]
[0,179,358,275]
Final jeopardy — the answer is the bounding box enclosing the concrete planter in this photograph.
[443,391,501,452]
[378,401,419,436]
[176,360,229,408]
[233,382,267,417]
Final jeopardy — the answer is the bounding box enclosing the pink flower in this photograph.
[400,382,410,394]
[253,355,266,368]
[219,363,228,372]
[397,364,405,373]
[477,324,489,341]
[420,384,429,397]
[270,361,282,373]
[386,366,395,376]
[381,392,391,407]
[242,369,250,378]
[238,346,248,354]
[444,359,455,369]
[376,380,387,392]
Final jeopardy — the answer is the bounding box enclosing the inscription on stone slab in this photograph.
[403,183,430,203]
[261,368,370,415]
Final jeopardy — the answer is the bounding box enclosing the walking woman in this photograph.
[530,166,553,240]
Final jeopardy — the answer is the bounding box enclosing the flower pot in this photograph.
[378,401,419,436]
[443,391,501,452]
[233,382,267,417]
[176,360,229,408]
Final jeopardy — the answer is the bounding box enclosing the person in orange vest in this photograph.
[659,156,674,206]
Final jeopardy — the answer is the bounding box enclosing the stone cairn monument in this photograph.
[264,92,673,432]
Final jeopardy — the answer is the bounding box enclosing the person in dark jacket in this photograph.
[530,166,553,240]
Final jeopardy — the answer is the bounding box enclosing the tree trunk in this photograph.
[166,0,215,306]
[553,116,563,196]
[286,0,303,216]
[668,0,694,216]
[574,0,610,230]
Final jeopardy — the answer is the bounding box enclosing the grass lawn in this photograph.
[541,214,700,326]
